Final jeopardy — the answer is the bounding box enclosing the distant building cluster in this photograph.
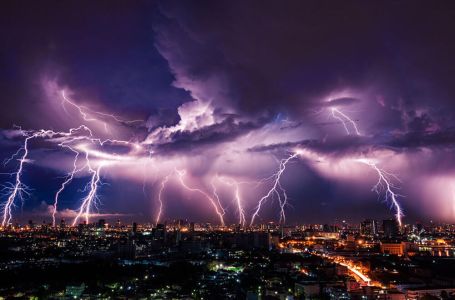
[0,218,454,299]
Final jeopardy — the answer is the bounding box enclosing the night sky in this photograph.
[1,1,455,225]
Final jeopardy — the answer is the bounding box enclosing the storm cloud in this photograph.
[1,1,455,224]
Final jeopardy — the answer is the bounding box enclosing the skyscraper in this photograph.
[383,219,399,239]
[360,219,377,236]
[154,223,166,241]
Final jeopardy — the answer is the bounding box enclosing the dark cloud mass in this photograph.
[156,1,455,120]
[0,0,189,129]
[152,116,267,155]
[1,0,455,224]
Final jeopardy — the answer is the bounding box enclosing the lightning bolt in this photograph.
[155,174,170,225]
[250,152,299,226]
[51,146,81,227]
[1,85,406,228]
[61,90,143,130]
[0,123,140,226]
[329,107,404,226]
[215,176,246,227]
[1,133,36,226]
[331,107,361,136]
[56,96,144,226]
[72,155,105,226]
[69,139,140,225]
[176,169,225,226]
[1,129,78,226]
[356,158,404,227]
[0,86,147,227]
[210,178,227,222]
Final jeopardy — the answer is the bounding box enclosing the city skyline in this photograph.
[3,1,455,226]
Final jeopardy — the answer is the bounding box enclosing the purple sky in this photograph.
[1,1,455,225]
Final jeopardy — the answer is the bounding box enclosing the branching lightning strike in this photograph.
[215,176,246,227]
[155,175,170,225]
[330,107,361,136]
[328,107,404,226]
[52,145,81,227]
[176,169,226,226]
[1,132,37,226]
[0,89,147,227]
[0,88,408,228]
[250,152,299,226]
[61,91,143,131]
[72,158,105,226]
[356,158,404,227]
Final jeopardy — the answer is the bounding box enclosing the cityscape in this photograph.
[1,1,455,299]
[1,219,455,299]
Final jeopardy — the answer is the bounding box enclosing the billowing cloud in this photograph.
[1,1,455,224]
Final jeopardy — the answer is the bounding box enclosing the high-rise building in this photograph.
[154,223,166,241]
[60,219,66,229]
[77,223,85,235]
[175,229,182,244]
[383,219,399,238]
[360,219,377,236]
[323,224,339,233]
[132,222,137,234]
